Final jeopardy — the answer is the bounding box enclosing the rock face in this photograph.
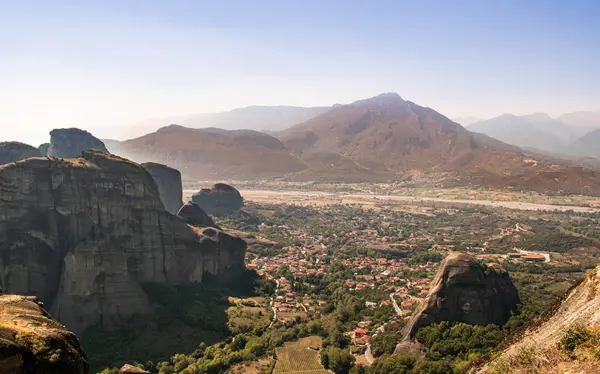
[119,364,149,373]
[47,128,107,158]
[0,150,246,335]
[38,143,50,156]
[403,253,520,339]
[177,202,217,228]
[141,162,183,214]
[0,294,89,374]
[0,141,41,165]
[191,183,244,215]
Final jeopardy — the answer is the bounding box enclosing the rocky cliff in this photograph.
[402,253,520,340]
[177,202,218,228]
[0,150,246,335]
[0,141,41,165]
[0,294,89,374]
[38,143,50,156]
[478,266,600,373]
[48,128,107,158]
[191,183,244,215]
[141,162,183,215]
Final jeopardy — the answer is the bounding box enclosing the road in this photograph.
[390,292,402,315]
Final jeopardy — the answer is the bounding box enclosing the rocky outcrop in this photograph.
[177,202,217,228]
[191,183,244,215]
[119,364,149,373]
[38,143,50,156]
[0,294,89,374]
[141,162,183,214]
[402,253,520,339]
[47,128,107,158]
[0,141,41,165]
[0,150,246,335]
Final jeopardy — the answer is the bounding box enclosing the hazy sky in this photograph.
[2,0,600,144]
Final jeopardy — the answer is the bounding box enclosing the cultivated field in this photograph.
[273,336,331,373]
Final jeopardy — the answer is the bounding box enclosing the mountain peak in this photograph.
[347,92,406,110]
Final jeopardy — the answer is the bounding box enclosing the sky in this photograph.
[1,0,600,144]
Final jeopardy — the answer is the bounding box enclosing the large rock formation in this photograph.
[141,162,183,214]
[38,143,50,156]
[403,253,520,339]
[0,150,246,335]
[0,294,89,374]
[177,202,217,228]
[191,183,244,215]
[0,141,41,165]
[47,128,107,158]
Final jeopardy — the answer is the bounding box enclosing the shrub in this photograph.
[559,325,592,352]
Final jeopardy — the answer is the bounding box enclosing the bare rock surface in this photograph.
[177,202,217,227]
[48,128,107,158]
[142,162,183,214]
[402,253,520,340]
[0,294,89,374]
[0,150,246,335]
[0,141,41,165]
[119,364,149,373]
[38,143,50,156]
[191,183,244,215]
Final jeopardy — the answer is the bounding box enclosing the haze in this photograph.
[1,0,599,145]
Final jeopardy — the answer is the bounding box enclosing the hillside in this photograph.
[565,128,600,158]
[118,125,308,179]
[478,267,600,373]
[123,105,329,139]
[279,93,600,195]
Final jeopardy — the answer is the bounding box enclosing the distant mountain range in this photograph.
[110,93,600,195]
[122,105,330,139]
[467,112,600,156]
[452,116,483,126]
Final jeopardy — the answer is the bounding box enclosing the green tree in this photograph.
[321,347,356,374]
[368,353,417,374]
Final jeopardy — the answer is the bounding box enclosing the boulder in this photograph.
[0,150,246,335]
[47,128,107,158]
[119,364,149,373]
[0,141,41,165]
[141,162,183,214]
[177,202,218,228]
[191,183,244,215]
[0,294,89,374]
[402,252,520,339]
[38,143,50,156]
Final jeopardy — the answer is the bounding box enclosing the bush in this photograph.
[559,325,592,352]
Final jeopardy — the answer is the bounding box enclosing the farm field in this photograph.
[273,336,331,373]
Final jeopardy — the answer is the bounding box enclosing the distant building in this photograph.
[523,254,546,262]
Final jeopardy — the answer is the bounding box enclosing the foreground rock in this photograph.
[478,266,600,373]
[192,183,244,215]
[48,128,107,158]
[402,253,520,340]
[0,294,89,374]
[0,141,41,165]
[0,150,246,335]
[177,202,217,227]
[142,162,183,214]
